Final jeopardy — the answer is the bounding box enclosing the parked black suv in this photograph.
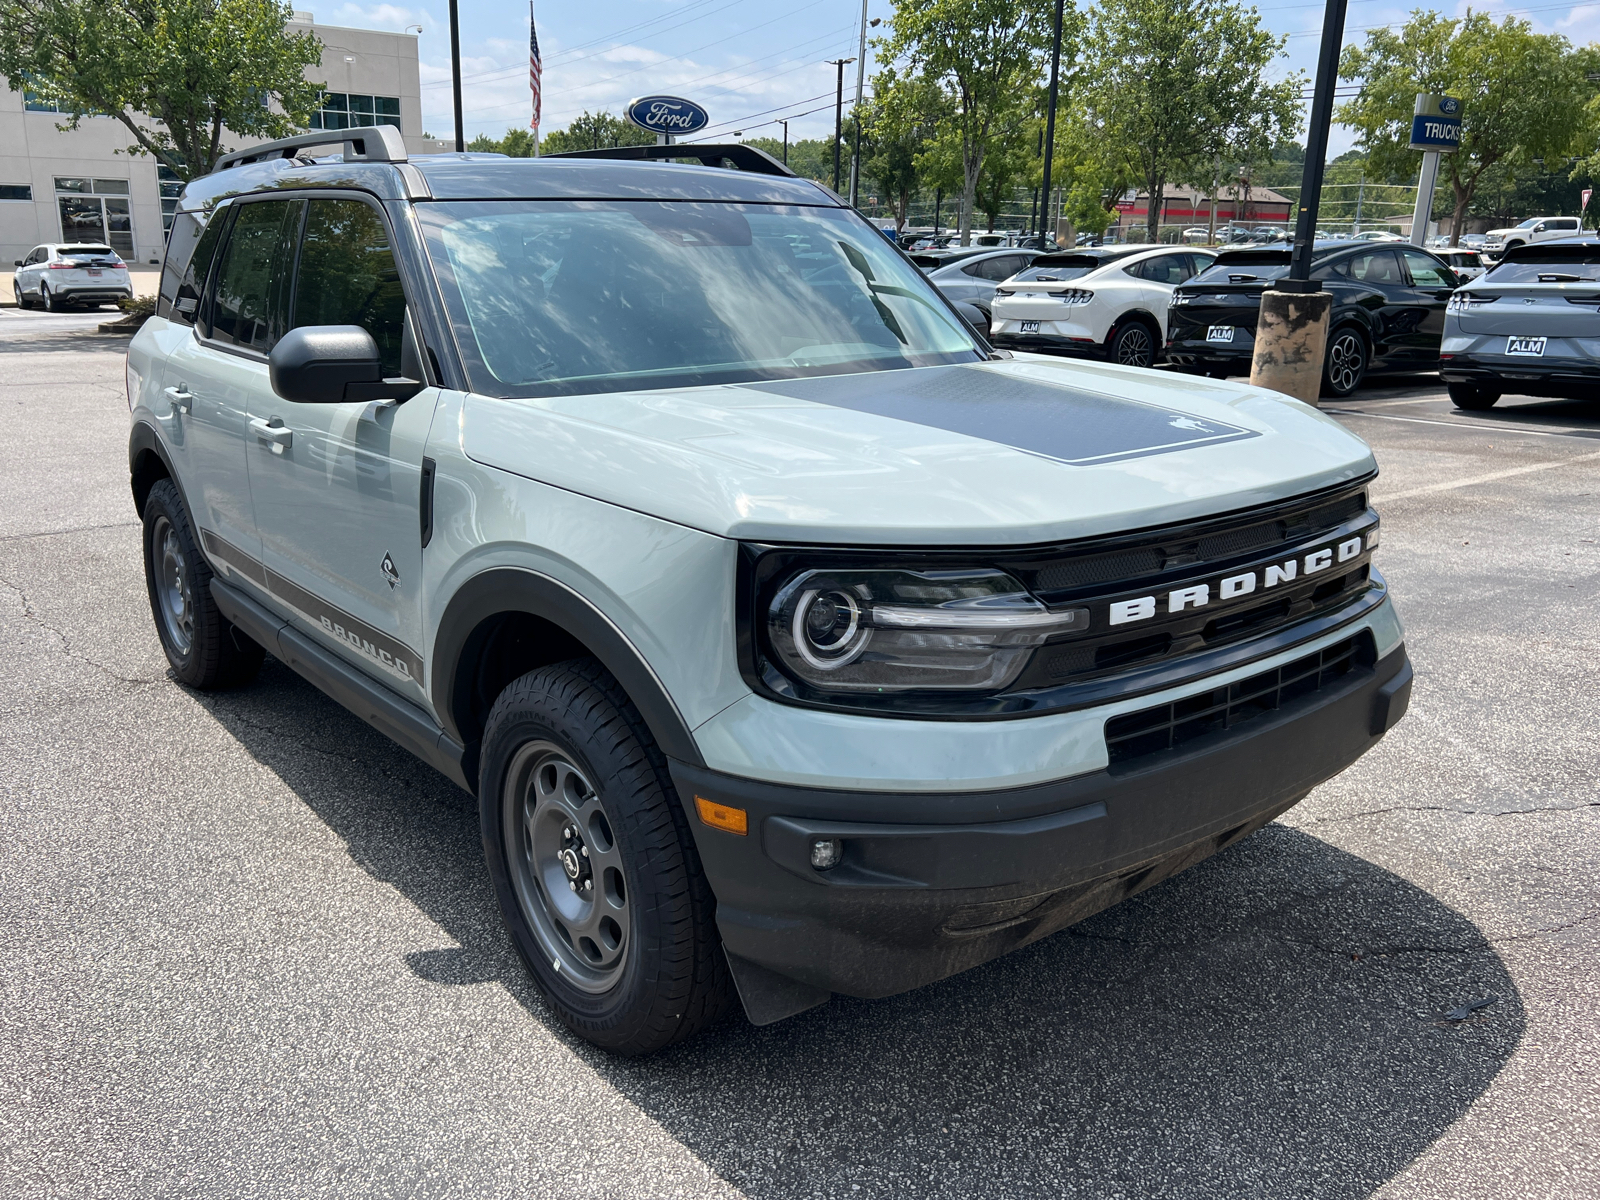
[1167,242,1461,396]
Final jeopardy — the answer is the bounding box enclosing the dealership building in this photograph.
[0,13,449,268]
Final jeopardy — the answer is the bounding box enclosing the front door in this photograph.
[244,195,436,701]
[162,198,301,585]
[1397,248,1456,364]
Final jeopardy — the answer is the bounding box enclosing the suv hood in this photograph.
[459,357,1376,545]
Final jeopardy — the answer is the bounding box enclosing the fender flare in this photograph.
[128,420,191,520]
[431,566,705,771]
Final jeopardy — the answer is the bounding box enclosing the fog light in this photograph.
[810,838,843,870]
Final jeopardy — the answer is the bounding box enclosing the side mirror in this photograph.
[12,260,21,267]
[951,300,990,341]
[268,325,422,403]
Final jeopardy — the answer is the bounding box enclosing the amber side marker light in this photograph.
[695,796,748,836]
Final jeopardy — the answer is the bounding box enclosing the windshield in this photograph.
[419,200,982,398]
[1515,218,1542,229]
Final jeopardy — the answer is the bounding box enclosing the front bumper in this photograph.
[1441,355,1600,398]
[674,638,1411,1018]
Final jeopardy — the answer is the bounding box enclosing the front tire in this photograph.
[1321,326,1368,397]
[141,478,265,688]
[1109,320,1156,368]
[1448,382,1501,410]
[479,659,733,1055]
[13,281,29,310]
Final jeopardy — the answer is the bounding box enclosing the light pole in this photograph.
[448,0,464,152]
[779,119,790,165]
[1248,0,1350,405]
[828,57,855,195]
[1039,0,1065,249]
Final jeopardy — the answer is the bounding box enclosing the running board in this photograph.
[210,577,471,793]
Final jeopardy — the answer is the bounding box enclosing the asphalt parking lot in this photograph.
[1,307,1595,1200]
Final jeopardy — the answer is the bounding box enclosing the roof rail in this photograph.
[212,125,407,174]
[542,142,796,178]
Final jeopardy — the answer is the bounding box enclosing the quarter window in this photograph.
[291,199,407,376]
[208,200,302,351]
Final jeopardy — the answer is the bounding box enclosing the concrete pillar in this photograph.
[1249,289,1332,405]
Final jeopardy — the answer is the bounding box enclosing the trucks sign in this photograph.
[1409,94,1462,152]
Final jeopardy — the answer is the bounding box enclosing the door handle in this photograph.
[163,385,192,414]
[249,416,293,454]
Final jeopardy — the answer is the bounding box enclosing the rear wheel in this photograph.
[1448,382,1501,410]
[1321,326,1368,397]
[1110,320,1156,368]
[42,285,64,313]
[141,479,265,689]
[479,659,733,1055]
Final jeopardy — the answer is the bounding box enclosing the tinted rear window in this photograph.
[61,246,115,259]
[1486,245,1600,283]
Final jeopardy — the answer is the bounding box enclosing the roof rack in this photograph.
[542,142,796,178]
[212,125,407,174]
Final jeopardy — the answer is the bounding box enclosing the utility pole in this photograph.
[848,0,868,207]
[1354,173,1364,233]
[828,58,854,195]
[449,0,464,152]
[934,187,942,237]
[1039,0,1065,249]
[779,119,789,165]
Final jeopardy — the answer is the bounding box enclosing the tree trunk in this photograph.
[1146,173,1164,242]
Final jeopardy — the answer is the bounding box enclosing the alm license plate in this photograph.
[1020,320,1040,333]
[1207,325,1234,343]
[87,268,102,276]
[1506,336,1546,357]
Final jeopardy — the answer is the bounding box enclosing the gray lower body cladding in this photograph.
[674,641,1411,1007]
[1442,354,1600,398]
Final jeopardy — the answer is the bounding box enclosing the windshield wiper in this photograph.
[1538,273,1590,283]
[838,241,910,346]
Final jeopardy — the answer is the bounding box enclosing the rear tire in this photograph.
[141,479,265,689]
[1448,382,1501,410]
[1321,326,1368,397]
[43,285,64,313]
[479,659,733,1055]
[1109,320,1157,368]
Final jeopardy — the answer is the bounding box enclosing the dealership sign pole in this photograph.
[1408,95,1462,246]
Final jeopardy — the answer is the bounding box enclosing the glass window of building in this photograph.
[309,92,401,131]
[159,166,184,233]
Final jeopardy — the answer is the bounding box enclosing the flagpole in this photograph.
[530,1,542,156]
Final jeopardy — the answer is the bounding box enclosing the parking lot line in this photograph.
[1324,408,1600,441]
[1379,448,1600,501]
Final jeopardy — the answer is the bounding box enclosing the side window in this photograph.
[1347,249,1403,285]
[207,200,302,351]
[163,210,228,324]
[1137,254,1188,285]
[291,198,407,376]
[1401,249,1452,288]
[1558,218,1581,231]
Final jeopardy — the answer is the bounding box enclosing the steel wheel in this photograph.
[1113,323,1154,367]
[151,515,195,656]
[1324,328,1366,395]
[503,741,631,993]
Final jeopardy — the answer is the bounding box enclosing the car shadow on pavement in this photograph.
[206,658,1523,1200]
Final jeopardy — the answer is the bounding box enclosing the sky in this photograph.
[317,0,1600,156]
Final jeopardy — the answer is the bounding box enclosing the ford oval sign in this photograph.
[626,95,710,137]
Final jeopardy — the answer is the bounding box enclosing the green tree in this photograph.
[0,0,324,179]
[740,136,834,184]
[861,67,952,232]
[877,0,1062,246]
[538,110,654,154]
[1338,12,1594,246]
[1063,0,1301,241]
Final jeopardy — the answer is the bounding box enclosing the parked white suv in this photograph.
[989,246,1215,367]
[13,243,132,310]
[126,129,1411,1054]
[1482,216,1583,256]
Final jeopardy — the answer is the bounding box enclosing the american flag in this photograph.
[529,2,542,139]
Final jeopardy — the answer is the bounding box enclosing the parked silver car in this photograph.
[912,247,1041,333]
[1439,236,1600,408]
[12,242,132,310]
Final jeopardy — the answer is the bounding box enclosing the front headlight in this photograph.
[763,567,1087,693]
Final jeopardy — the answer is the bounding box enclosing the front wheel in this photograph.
[141,479,265,688]
[479,659,733,1055]
[1448,382,1501,410]
[12,281,28,310]
[1321,326,1368,397]
[1110,320,1156,368]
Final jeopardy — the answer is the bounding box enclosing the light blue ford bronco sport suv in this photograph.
[127,126,1411,1055]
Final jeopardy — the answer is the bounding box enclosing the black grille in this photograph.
[1104,632,1376,769]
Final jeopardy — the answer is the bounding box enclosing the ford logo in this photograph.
[1439,96,1460,115]
[625,95,710,136]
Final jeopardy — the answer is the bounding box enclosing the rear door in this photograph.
[161,199,301,581]
[243,195,437,700]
